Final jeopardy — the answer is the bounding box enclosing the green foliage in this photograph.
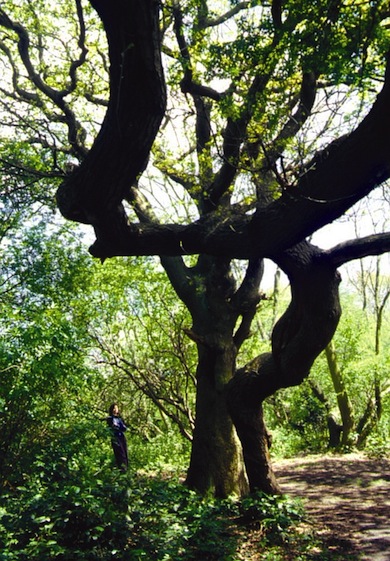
[265,287,390,456]
[89,255,197,442]
[265,383,329,458]
[130,431,191,475]
[365,425,390,459]
[0,444,306,561]
[0,220,100,484]
[239,491,304,542]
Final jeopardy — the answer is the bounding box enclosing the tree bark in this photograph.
[166,255,264,497]
[227,241,342,492]
[56,0,166,248]
[227,368,281,494]
[185,344,249,497]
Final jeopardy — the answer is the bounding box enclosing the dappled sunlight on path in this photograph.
[274,453,390,560]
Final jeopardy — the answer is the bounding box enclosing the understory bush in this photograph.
[0,441,304,561]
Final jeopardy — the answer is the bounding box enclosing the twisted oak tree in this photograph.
[2,0,389,496]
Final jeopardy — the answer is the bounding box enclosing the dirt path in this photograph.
[273,453,390,560]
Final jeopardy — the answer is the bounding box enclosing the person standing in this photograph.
[106,403,128,471]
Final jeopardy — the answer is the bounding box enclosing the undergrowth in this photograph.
[0,431,358,560]
[0,464,353,561]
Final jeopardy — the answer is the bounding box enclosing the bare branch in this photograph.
[0,7,88,158]
[201,1,252,29]
[328,233,390,267]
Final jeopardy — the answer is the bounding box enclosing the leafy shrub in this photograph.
[239,491,304,544]
[0,452,306,561]
[365,426,390,459]
[129,430,191,475]
[0,472,233,560]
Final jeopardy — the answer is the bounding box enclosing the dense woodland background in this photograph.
[0,0,389,559]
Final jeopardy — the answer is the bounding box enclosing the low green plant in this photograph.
[0,471,235,560]
[239,491,304,544]
[129,430,191,475]
[365,427,390,459]
[0,442,310,561]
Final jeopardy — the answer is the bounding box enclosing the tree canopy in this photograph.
[1,1,388,261]
[53,0,390,264]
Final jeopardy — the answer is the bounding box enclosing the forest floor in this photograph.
[246,452,390,560]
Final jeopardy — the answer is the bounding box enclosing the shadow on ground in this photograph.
[274,453,390,560]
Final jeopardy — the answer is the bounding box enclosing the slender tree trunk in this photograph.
[309,380,343,448]
[325,341,355,447]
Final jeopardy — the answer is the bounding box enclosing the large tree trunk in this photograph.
[227,241,342,493]
[185,344,249,497]
[165,255,264,498]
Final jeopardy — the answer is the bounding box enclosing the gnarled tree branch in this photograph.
[56,0,167,249]
[227,241,341,491]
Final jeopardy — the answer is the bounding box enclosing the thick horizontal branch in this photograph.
[88,212,253,259]
[88,208,390,264]
[327,232,390,267]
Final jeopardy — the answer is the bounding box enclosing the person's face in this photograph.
[113,405,119,416]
